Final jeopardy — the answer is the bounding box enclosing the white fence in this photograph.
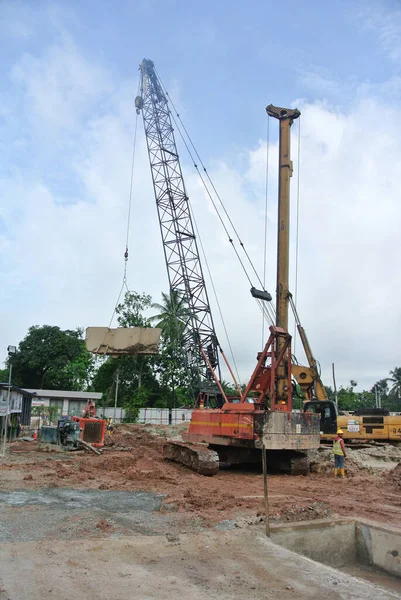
[138,408,193,424]
[101,407,126,421]
[100,407,193,425]
[138,408,169,424]
[171,409,193,424]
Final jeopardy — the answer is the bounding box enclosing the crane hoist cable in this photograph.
[292,118,302,354]
[106,81,141,329]
[262,115,271,345]
[155,71,275,320]
[167,101,276,327]
[189,199,242,385]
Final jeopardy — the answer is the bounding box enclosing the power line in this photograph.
[107,83,141,330]
[189,200,242,386]
[293,117,301,354]
[262,115,271,345]
[156,70,273,298]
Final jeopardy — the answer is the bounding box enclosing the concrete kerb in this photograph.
[256,529,401,599]
[269,517,401,580]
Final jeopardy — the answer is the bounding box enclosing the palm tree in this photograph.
[388,367,401,400]
[150,290,192,407]
[371,378,389,396]
[150,290,191,340]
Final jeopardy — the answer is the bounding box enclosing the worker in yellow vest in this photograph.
[332,429,347,478]
[107,417,114,436]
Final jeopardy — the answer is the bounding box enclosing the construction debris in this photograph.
[80,440,102,455]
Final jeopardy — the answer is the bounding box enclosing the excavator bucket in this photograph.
[85,327,161,356]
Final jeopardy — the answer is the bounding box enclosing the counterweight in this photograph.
[135,59,221,387]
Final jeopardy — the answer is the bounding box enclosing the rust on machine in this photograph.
[85,326,161,356]
[163,441,219,476]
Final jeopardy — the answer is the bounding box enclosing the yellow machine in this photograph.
[288,297,401,443]
[336,411,401,442]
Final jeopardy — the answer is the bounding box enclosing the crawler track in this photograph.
[163,441,219,476]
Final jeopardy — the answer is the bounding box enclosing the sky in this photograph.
[1,0,401,391]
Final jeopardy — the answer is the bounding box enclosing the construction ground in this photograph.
[1,424,401,599]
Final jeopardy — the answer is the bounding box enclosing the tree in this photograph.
[0,368,8,383]
[221,380,240,397]
[9,325,89,390]
[371,378,389,396]
[388,367,401,400]
[151,290,191,407]
[123,387,149,422]
[337,381,375,412]
[91,291,162,412]
[115,291,153,328]
[150,290,190,338]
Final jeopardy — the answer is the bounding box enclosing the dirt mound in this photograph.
[309,448,366,477]
[104,423,186,449]
[272,501,332,523]
[308,444,400,477]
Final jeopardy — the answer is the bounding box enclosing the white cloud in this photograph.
[0,1,37,39]
[2,27,401,395]
[10,34,113,132]
[354,1,401,64]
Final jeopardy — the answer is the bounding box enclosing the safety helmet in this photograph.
[337,429,344,435]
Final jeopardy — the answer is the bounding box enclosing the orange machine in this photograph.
[72,416,106,448]
[137,61,321,475]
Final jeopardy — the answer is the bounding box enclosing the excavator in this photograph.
[134,59,399,474]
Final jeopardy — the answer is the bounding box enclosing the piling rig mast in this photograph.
[135,59,220,392]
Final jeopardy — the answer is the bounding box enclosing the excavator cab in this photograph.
[303,400,338,435]
[196,390,225,409]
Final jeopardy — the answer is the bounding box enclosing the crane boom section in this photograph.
[136,59,221,386]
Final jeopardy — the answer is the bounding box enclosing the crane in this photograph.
[135,58,324,474]
[135,59,221,395]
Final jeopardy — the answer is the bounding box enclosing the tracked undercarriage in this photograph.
[163,408,320,476]
[163,440,311,476]
[163,441,219,475]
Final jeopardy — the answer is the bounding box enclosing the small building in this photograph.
[0,384,34,438]
[25,389,103,418]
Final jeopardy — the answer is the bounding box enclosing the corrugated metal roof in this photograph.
[24,389,102,400]
[0,384,34,397]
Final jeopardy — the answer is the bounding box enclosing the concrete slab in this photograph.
[0,529,399,599]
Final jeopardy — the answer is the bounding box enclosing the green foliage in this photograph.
[324,385,335,401]
[335,380,378,412]
[371,373,400,412]
[31,404,61,424]
[221,380,240,398]
[371,378,389,396]
[91,291,163,410]
[151,290,192,406]
[388,367,401,400]
[0,368,9,383]
[116,291,153,328]
[150,290,190,338]
[10,325,91,390]
[123,387,149,422]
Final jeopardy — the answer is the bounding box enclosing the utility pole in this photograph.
[114,369,119,423]
[2,345,16,458]
[332,363,338,409]
[266,105,300,407]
